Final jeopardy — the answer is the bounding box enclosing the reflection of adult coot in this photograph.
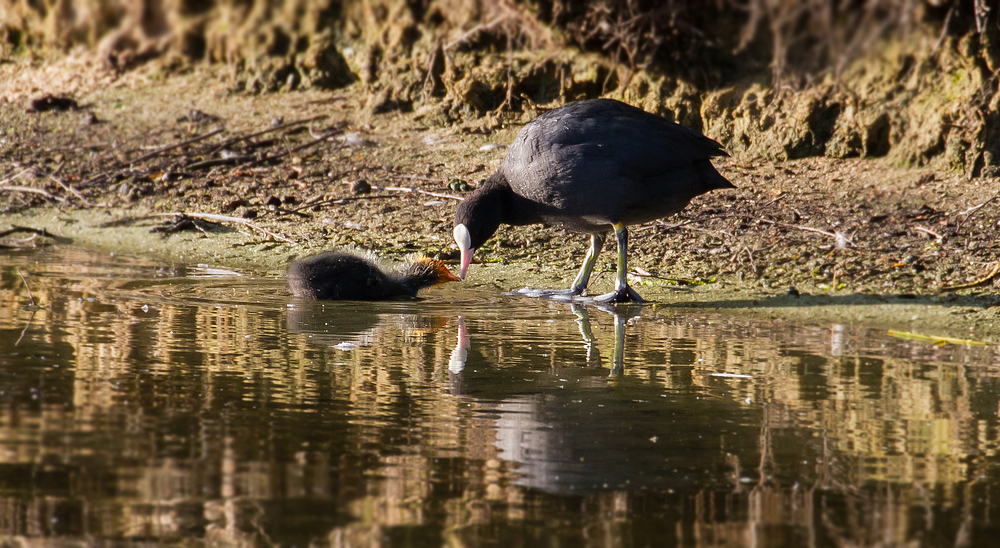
[288,252,458,301]
[473,370,758,494]
[454,98,734,302]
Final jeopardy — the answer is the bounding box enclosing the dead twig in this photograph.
[0,167,33,185]
[0,226,64,240]
[375,185,464,201]
[0,233,38,247]
[295,194,398,212]
[647,219,733,238]
[957,190,1000,231]
[627,269,701,285]
[15,310,36,347]
[445,15,510,50]
[49,173,94,207]
[913,226,943,241]
[206,115,329,156]
[17,268,35,307]
[761,193,788,208]
[243,127,344,168]
[743,246,757,276]
[186,155,256,171]
[394,174,443,183]
[0,185,66,203]
[150,212,296,244]
[129,127,225,165]
[637,219,694,231]
[931,4,955,56]
[941,262,1000,291]
[77,171,111,190]
[758,218,857,248]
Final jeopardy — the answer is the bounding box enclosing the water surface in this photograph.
[2,246,999,547]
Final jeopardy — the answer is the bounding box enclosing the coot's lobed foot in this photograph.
[505,287,584,301]
[593,286,645,303]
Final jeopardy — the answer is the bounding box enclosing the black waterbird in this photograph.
[453,98,735,302]
[288,251,459,300]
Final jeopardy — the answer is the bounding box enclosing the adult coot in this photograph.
[453,98,734,302]
[289,251,459,300]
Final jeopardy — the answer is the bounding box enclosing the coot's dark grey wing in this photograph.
[504,100,725,176]
[500,99,732,228]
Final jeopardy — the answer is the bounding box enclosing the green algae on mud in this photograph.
[5,206,1000,344]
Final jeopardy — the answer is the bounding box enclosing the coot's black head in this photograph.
[453,185,504,279]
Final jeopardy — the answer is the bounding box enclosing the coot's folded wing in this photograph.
[502,98,729,203]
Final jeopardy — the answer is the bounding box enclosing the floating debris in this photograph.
[887,330,989,347]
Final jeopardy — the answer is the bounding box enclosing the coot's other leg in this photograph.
[593,223,644,303]
[510,233,604,299]
[568,233,605,294]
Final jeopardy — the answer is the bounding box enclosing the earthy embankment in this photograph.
[2,68,998,342]
[2,1,999,341]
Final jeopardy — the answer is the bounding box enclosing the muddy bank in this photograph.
[5,205,999,343]
[1,68,998,342]
[3,1,1000,175]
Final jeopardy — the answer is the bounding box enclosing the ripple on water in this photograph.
[1,246,1000,546]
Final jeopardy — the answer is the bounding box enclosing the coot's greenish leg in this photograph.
[594,223,645,303]
[569,233,605,294]
[509,233,605,298]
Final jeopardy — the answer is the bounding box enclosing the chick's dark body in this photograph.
[288,252,456,301]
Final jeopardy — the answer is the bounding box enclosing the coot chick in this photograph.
[454,98,735,302]
[288,251,459,300]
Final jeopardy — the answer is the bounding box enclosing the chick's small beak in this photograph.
[440,265,461,283]
[453,224,474,280]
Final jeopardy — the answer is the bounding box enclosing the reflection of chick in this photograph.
[288,251,459,300]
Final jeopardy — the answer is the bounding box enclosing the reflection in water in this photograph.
[451,301,644,376]
[449,315,469,375]
[1,247,1000,546]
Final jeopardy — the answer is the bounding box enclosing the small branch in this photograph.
[941,262,1000,291]
[0,167,33,185]
[647,219,733,237]
[743,246,757,276]
[758,218,857,247]
[186,155,255,171]
[445,15,510,50]
[49,174,93,207]
[375,185,464,201]
[295,194,397,212]
[17,268,35,307]
[151,212,296,244]
[913,226,943,241]
[0,185,66,203]
[129,127,224,165]
[0,226,63,240]
[243,128,344,168]
[15,310,36,347]
[206,115,329,156]
[957,190,999,231]
[626,270,701,285]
